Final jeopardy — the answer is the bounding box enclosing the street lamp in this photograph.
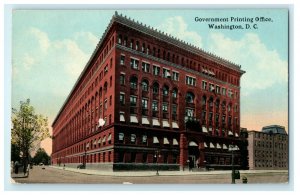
[229,144,239,184]
[154,149,161,176]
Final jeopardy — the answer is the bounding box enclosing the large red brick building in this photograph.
[51,12,246,171]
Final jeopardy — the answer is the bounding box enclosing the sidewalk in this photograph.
[50,166,288,177]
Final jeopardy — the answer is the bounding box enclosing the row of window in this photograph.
[117,34,240,86]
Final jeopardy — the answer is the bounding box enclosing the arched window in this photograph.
[153,82,159,94]
[162,85,169,96]
[202,96,207,106]
[118,35,122,44]
[104,82,108,94]
[130,76,138,89]
[186,92,195,103]
[172,88,178,98]
[141,79,149,91]
[209,97,214,107]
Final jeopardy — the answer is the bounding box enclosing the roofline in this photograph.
[52,11,245,126]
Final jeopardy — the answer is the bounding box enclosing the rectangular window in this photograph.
[120,74,125,85]
[222,88,227,96]
[153,65,160,76]
[120,55,125,65]
[142,135,147,144]
[172,105,177,115]
[109,95,112,106]
[142,98,148,109]
[209,83,215,92]
[142,62,150,73]
[152,101,158,111]
[202,80,207,90]
[162,103,168,112]
[130,96,137,106]
[104,99,107,110]
[131,134,136,143]
[120,93,125,105]
[162,68,171,78]
[186,76,196,86]
[104,65,108,75]
[216,85,220,94]
[172,71,179,81]
[228,89,233,98]
[130,58,139,70]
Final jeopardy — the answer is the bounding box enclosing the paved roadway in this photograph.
[12,166,288,184]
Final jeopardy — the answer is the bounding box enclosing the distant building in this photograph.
[247,125,288,170]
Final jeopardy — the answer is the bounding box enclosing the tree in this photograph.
[11,99,50,168]
[33,148,50,165]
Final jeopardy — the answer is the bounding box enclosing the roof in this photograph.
[52,11,245,127]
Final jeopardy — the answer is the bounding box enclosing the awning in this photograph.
[152,118,160,126]
[202,126,208,133]
[163,137,170,145]
[223,144,228,149]
[204,142,208,148]
[228,131,233,135]
[130,115,138,123]
[210,143,215,148]
[153,136,159,144]
[217,143,221,149]
[102,136,106,143]
[162,120,170,127]
[142,117,150,125]
[172,122,179,129]
[120,114,125,122]
[189,141,198,146]
[173,138,178,145]
[235,133,239,137]
[107,134,112,141]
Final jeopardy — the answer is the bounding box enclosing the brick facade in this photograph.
[51,12,245,171]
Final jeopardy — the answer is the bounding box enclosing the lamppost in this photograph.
[229,144,239,184]
[154,149,161,176]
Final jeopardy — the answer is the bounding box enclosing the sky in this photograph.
[11,9,288,155]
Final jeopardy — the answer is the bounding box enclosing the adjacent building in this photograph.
[51,12,245,171]
[247,125,288,170]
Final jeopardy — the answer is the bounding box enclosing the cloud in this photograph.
[28,27,50,53]
[157,16,203,48]
[207,33,288,93]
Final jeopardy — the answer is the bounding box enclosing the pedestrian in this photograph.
[14,161,19,174]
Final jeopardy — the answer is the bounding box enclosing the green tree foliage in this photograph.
[33,148,50,165]
[11,99,50,165]
[11,143,21,162]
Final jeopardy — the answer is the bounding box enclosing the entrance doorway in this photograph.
[188,141,200,169]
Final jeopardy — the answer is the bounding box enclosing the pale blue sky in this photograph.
[12,9,288,151]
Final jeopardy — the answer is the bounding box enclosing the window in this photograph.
[222,88,227,96]
[172,88,178,98]
[228,89,233,98]
[104,99,107,110]
[120,74,125,85]
[120,93,125,105]
[185,108,194,117]
[130,96,137,106]
[118,35,122,44]
[172,71,179,81]
[130,134,136,143]
[104,65,108,74]
[153,65,160,76]
[142,135,147,144]
[130,76,138,89]
[142,98,148,109]
[172,105,177,115]
[209,83,215,92]
[152,101,158,111]
[141,80,149,91]
[109,95,112,106]
[120,55,125,65]
[142,62,150,73]
[186,92,195,103]
[130,39,133,48]
[163,68,171,78]
[135,41,139,50]
[202,80,207,90]
[130,58,139,70]
[162,85,169,96]
[153,83,159,94]
[216,85,221,94]
[186,76,196,86]
[162,103,168,112]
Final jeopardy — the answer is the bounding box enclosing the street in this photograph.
[12,166,288,184]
